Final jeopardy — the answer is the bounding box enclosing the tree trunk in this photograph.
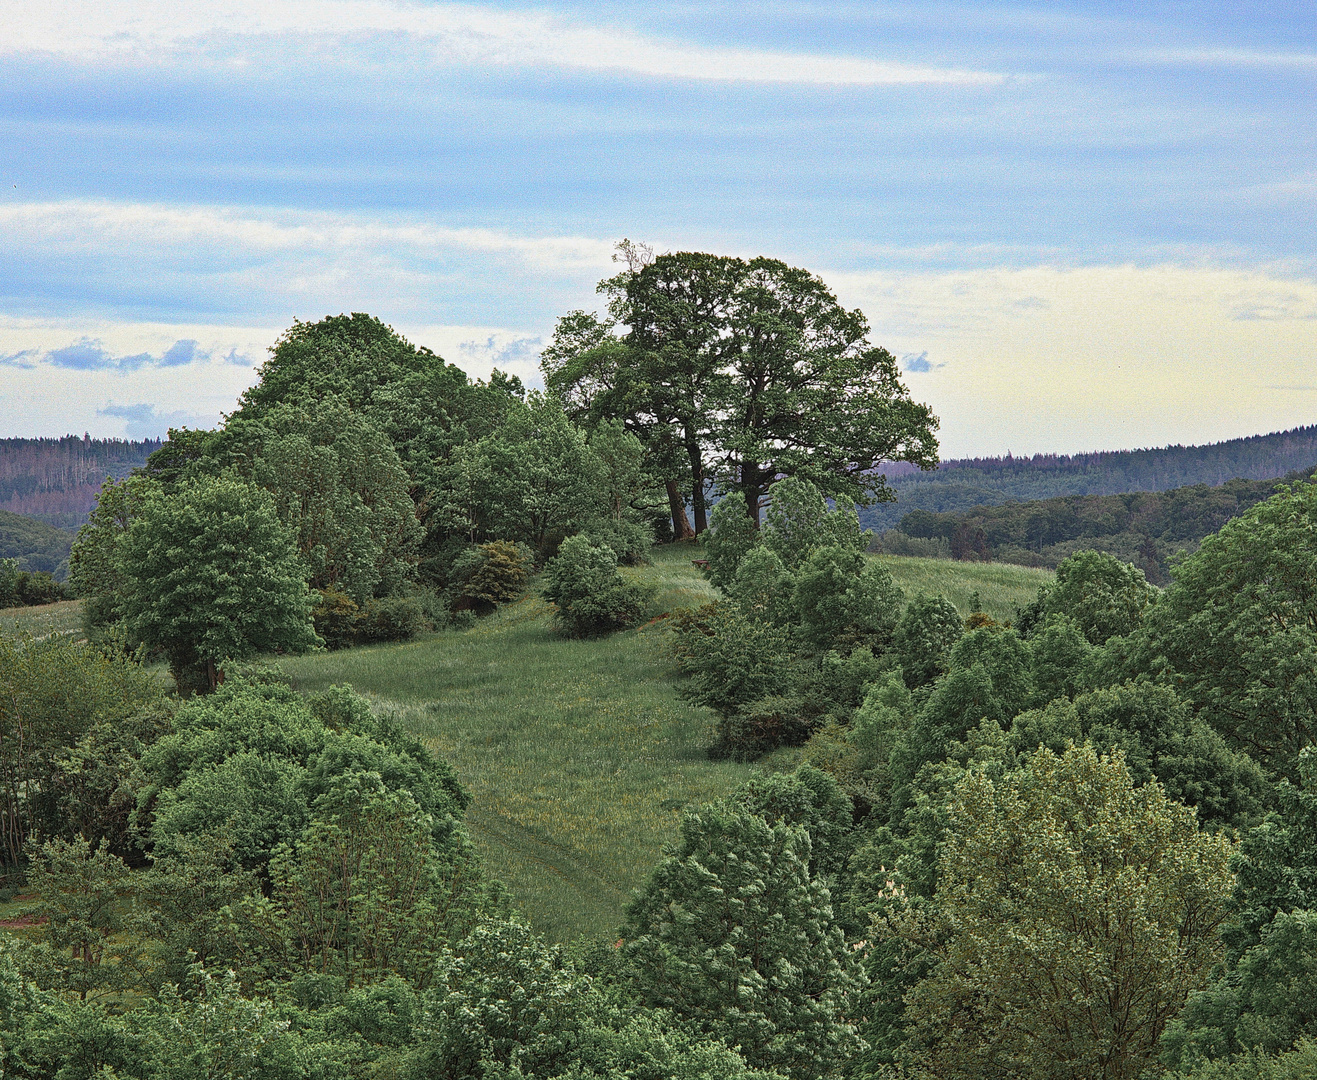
[666,480,695,540]
[686,442,708,534]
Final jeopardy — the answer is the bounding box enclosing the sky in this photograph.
[1,1,1314,458]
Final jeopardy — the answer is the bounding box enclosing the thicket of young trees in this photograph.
[657,476,1317,1079]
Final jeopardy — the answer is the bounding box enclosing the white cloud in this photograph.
[1129,47,1317,69]
[0,201,617,273]
[0,0,1008,86]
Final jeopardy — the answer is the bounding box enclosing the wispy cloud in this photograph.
[0,200,617,274]
[0,0,1009,86]
[1127,47,1317,70]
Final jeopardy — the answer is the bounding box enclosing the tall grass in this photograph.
[276,546,751,941]
[0,599,84,638]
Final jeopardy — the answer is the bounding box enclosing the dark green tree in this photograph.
[1038,549,1158,645]
[893,593,963,689]
[540,535,655,637]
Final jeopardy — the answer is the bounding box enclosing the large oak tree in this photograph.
[543,251,939,531]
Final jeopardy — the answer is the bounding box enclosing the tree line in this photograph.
[863,423,1317,531]
[0,436,158,529]
[882,467,1317,582]
[67,249,939,691]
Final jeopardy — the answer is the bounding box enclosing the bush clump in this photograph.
[451,540,533,610]
[541,535,656,637]
[0,559,67,609]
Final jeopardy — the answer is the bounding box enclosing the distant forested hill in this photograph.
[889,467,1317,583]
[0,508,74,578]
[863,423,1317,532]
[0,435,160,528]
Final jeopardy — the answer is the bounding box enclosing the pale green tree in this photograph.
[885,744,1235,1080]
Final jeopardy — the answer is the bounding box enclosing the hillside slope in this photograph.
[274,545,1049,941]
[892,468,1316,582]
[0,509,75,578]
[0,435,159,528]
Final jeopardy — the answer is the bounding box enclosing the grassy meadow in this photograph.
[875,554,1052,625]
[275,545,1051,941]
[0,599,84,638]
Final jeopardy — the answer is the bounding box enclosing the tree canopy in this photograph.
[543,251,939,530]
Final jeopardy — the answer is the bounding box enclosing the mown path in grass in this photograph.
[276,546,1051,941]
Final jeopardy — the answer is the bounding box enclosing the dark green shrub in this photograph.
[582,519,652,566]
[356,595,429,642]
[452,540,532,609]
[702,492,758,593]
[0,561,66,609]
[541,535,655,637]
[311,587,360,649]
[894,593,963,688]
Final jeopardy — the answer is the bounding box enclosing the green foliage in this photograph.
[1150,558,1269,737]
[0,509,74,582]
[792,543,903,650]
[231,398,423,604]
[14,836,150,1000]
[668,602,793,717]
[762,475,869,570]
[1026,612,1096,702]
[622,803,865,1080]
[443,394,605,555]
[892,592,962,688]
[884,745,1235,1080]
[0,631,164,874]
[402,918,778,1080]
[703,490,759,592]
[728,765,856,880]
[311,587,360,649]
[728,544,794,624]
[1224,746,1317,964]
[541,534,655,637]
[1168,1039,1317,1080]
[120,475,318,691]
[1036,548,1158,644]
[1164,910,1317,1067]
[1148,481,1317,780]
[354,594,429,643]
[0,559,65,609]
[68,474,152,633]
[452,540,533,607]
[236,776,487,991]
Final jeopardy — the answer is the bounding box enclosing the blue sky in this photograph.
[1,1,1314,456]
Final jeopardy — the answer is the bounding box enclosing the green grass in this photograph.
[0,599,84,638]
[275,545,1048,941]
[875,554,1052,624]
[275,544,752,942]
